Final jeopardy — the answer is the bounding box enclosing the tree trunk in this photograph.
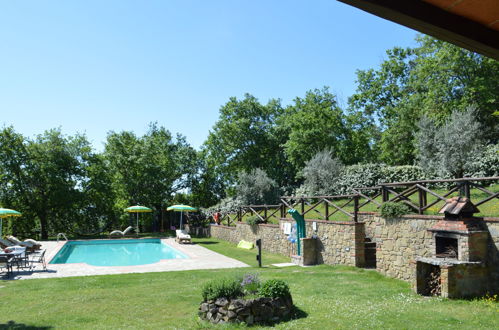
[40,211,48,240]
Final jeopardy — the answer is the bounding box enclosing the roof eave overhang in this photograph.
[338,0,499,60]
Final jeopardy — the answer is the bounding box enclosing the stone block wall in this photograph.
[485,221,499,291]
[209,218,365,267]
[361,212,499,292]
[360,213,437,281]
[286,219,364,267]
[210,225,238,244]
[208,213,498,293]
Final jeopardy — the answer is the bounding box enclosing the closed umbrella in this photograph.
[124,205,152,235]
[166,205,197,230]
[0,208,22,237]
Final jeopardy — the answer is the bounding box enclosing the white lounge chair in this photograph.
[0,238,15,249]
[109,226,134,238]
[175,229,191,244]
[6,236,42,252]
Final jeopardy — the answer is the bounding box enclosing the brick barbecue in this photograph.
[414,197,491,298]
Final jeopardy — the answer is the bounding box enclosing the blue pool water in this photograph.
[50,239,188,266]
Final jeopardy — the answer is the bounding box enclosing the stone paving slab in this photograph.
[4,238,249,280]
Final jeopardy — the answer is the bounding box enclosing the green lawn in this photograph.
[1,238,498,329]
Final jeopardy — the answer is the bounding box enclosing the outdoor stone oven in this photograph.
[414,197,490,298]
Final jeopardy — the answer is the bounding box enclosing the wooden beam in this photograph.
[338,0,499,60]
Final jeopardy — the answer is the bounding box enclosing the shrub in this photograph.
[246,215,260,226]
[416,106,484,178]
[241,273,260,294]
[335,163,385,194]
[201,196,244,219]
[381,165,428,184]
[300,149,343,196]
[380,202,411,219]
[201,278,243,301]
[236,168,279,205]
[259,279,291,299]
[465,143,499,178]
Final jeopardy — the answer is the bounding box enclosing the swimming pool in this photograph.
[50,239,188,266]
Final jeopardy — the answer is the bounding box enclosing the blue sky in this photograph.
[0,1,417,150]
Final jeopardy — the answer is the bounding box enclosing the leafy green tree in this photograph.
[77,153,119,235]
[203,94,294,189]
[105,123,197,230]
[189,150,225,208]
[0,127,94,239]
[349,35,499,164]
[280,87,368,170]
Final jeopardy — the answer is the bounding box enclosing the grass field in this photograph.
[1,237,498,329]
[223,184,499,225]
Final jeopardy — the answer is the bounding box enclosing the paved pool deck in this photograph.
[6,238,249,280]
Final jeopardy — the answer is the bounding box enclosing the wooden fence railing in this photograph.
[279,194,360,222]
[354,176,499,215]
[215,176,498,226]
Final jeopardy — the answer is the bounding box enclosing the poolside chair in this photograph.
[5,245,29,269]
[0,256,14,277]
[109,226,134,238]
[175,229,191,244]
[0,238,15,249]
[6,235,42,252]
[30,249,47,271]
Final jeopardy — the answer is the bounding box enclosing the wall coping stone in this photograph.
[210,224,236,230]
[359,212,499,222]
[279,218,361,225]
[235,222,280,228]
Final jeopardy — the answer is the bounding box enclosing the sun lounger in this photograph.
[6,236,42,252]
[0,238,15,249]
[175,229,191,244]
[109,226,134,238]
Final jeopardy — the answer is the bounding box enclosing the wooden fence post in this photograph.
[301,198,305,214]
[264,207,267,223]
[324,199,329,221]
[382,186,389,202]
[458,181,471,198]
[353,195,359,223]
[418,184,426,215]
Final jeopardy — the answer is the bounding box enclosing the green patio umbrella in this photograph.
[124,205,152,235]
[166,205,197,230]
[0,208,22,237]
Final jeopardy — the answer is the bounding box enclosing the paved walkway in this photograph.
[5,238,249,280]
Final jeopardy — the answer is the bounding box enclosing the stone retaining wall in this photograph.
[209,219,364,267]
[209,225,238,244]
[208,213,499,292]
[360,213,499,292]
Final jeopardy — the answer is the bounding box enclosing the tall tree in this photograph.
[279,87,368,170]
[0,127,93,239]
[105,123,196,229]
[203,94,294,189]
[349,35,499,165]
[416,106,484,178]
